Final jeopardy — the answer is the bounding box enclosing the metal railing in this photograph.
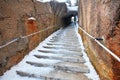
[0,25,59,49]
[78,25,120,62]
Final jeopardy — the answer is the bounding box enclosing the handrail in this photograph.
[78,25,120,62]
[0,25,59,49]
[21,26,56,39]
[0,38,19,49]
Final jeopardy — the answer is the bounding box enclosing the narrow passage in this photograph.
[0,23,100,80]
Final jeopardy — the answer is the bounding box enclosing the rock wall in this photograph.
[78,0,120,80]
[0,0,67,75]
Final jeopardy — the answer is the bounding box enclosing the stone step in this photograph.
[46,43,81,47]
[26,61,51,67]
[43,45,82,52]
[16,71,36,78]
[50,38,59,41]
[16,70,89,80]
[16,71,67,80]
[43,70,89,80]
[26,61,89,73]
[54,62,90,73]
[38,49,83,56]
[46,43,68,46]
[43,45,81,49]
[50,38,79,42]
[34,54,85,63]
[49,40,58,43]
[43,45,63,49]
[56,41,80,44]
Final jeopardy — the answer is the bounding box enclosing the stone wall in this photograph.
[0,0,67,75]
[78,0,120,80]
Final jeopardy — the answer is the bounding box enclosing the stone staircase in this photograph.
[1,24,98,80]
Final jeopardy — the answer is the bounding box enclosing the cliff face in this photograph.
[0,0,67,75]
[78,0,120,80]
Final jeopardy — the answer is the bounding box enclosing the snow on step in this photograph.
[46,42,64,45]
[46,42,81,47]
[27,58,62,65]
[16,71,67,80]
[34,54,85,63]
[37,49,83,56]
[42,45,82,52]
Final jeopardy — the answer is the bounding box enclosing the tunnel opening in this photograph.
[62,14,73,26]
[63,1,78,27]
[62,11,78,27]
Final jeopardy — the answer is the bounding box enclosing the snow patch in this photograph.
[28,17,36,20]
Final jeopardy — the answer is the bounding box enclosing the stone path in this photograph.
[0,24,99,80]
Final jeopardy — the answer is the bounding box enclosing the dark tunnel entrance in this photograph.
[62,10,78,27]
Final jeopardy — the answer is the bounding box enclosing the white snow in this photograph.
[67,6,78,11]
[28,17,36,20]
[70,0,77,6]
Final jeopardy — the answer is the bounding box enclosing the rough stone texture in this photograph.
[0,0,67,75]
[78,0,120,80]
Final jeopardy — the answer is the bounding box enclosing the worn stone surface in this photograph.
[78,0,120,80]
[0,0,67,75]
[34,54,85,63]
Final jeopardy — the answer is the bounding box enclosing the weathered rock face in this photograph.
[78,0,120,80]
[0,0,67,75]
